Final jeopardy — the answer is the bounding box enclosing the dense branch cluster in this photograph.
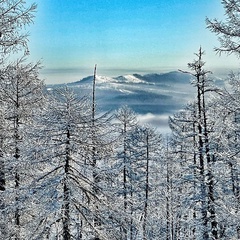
[206,0,240,56]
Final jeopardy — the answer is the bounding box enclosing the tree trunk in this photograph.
[203,95,218,239]
[123,121,128,240]
[91,65,102,240]
[0,149,5,191]
[196,72,209,240]
[192,109,197,239]
[63,128,71,240]
[0,144,6,238]
[14,86,20,240]
[143,131,149,240]
[166,156,170,240]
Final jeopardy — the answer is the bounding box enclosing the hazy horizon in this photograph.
[27,0,240,84]
[41,65,239,85]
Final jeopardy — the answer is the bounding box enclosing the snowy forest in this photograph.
[0,1,240,240]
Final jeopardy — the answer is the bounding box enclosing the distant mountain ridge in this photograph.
[47,71,224,131]
[65,71,192,86]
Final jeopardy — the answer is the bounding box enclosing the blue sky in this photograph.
[27,0,239,83]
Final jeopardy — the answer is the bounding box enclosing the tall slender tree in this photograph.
[114,106,138,240]
[209,73,240,238]
[0,2,37,236]
[179,48,219,239]
[206,1,240,238]
[169,106,198,239]
[0,58,44,239]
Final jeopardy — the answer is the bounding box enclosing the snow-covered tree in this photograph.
[169,106,198,239]
[206,2,240,237]
[0,0,36,57]
[0,58,44,239]
[168,48,225,239]
[30,87,124,240]
[29,87,94,239]
[114,106,138,240]
[134,126,163,240]
[113,107,165,240]
[186,48,218,239]
[209,73,240,239]
[206,0,240,57]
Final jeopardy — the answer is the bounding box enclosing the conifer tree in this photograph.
[0,4,37,234]
[178,48,221,239]
[0,58,44,239]
[114,106,138,240]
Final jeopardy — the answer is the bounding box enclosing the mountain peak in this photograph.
[61,71,193,87]
[114,74,145,83]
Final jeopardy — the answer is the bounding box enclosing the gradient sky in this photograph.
[27,0,240,84]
